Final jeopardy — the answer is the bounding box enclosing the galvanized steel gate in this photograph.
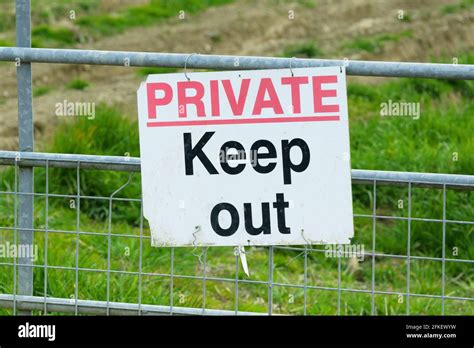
[0,0,473,315]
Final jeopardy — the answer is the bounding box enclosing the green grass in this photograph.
[282,42,323,58]
[33,86,53,97]
[34,0,100,24]
[298,0,318,8]
[441,0,474,14]
[136,67,179,77]
[77,0,234,36]
[32,25,77,48]
[400,14,411,22]
[0,0,15,32]
[67,79,89,90]
[44,105,140,224]
[349,78,474,174]
[0,39,13,47]
[0,53,473,315]
[1,0,235,48]
[343,30,413,54]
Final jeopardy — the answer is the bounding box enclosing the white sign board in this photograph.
[137,66,353,247]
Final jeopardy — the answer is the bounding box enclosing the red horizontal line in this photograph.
[147,115,340,127]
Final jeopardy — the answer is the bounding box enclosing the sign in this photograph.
[137,66,353,247]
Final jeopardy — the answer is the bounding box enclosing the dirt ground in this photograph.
[0,0,473,151]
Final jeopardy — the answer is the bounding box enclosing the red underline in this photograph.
[147,115,340,127]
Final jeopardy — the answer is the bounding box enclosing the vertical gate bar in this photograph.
[337,249,341,315]
[106,191,112,315]
[138,198,144,316]
[406,182,412,315]
[234,253,239,315]
[13,162,18,315]
[43,160,49,315]
[303,245,308,316]
[371,180,377,315]
[268,246,274,316]
[202,248,207,315]
[74,163,80,315]
[15,0,34,316]
[170,247,174,315]
[441,184,447,315]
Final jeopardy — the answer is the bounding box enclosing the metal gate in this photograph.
[0,0,473,316]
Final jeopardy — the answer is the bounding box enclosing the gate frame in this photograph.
[0,0,473,316]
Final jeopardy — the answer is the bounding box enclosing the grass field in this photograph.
[0,51,473,315]
[0,0,235,47]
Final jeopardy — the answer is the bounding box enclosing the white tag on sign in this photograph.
[137,67,354,247]
[236,246,249,277]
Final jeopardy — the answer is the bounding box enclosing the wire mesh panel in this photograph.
[0,153,472,316]
[0,0,473,321]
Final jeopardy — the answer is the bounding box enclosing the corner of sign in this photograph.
[137,80,146,94]
[343,237,353,245]
[144,73,160,84]
[138,73,158,92]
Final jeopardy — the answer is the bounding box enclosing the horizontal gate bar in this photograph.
[0,150,141,172]
[1,47,473,79]
[0,294,262,316]
[1,151,473,189]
